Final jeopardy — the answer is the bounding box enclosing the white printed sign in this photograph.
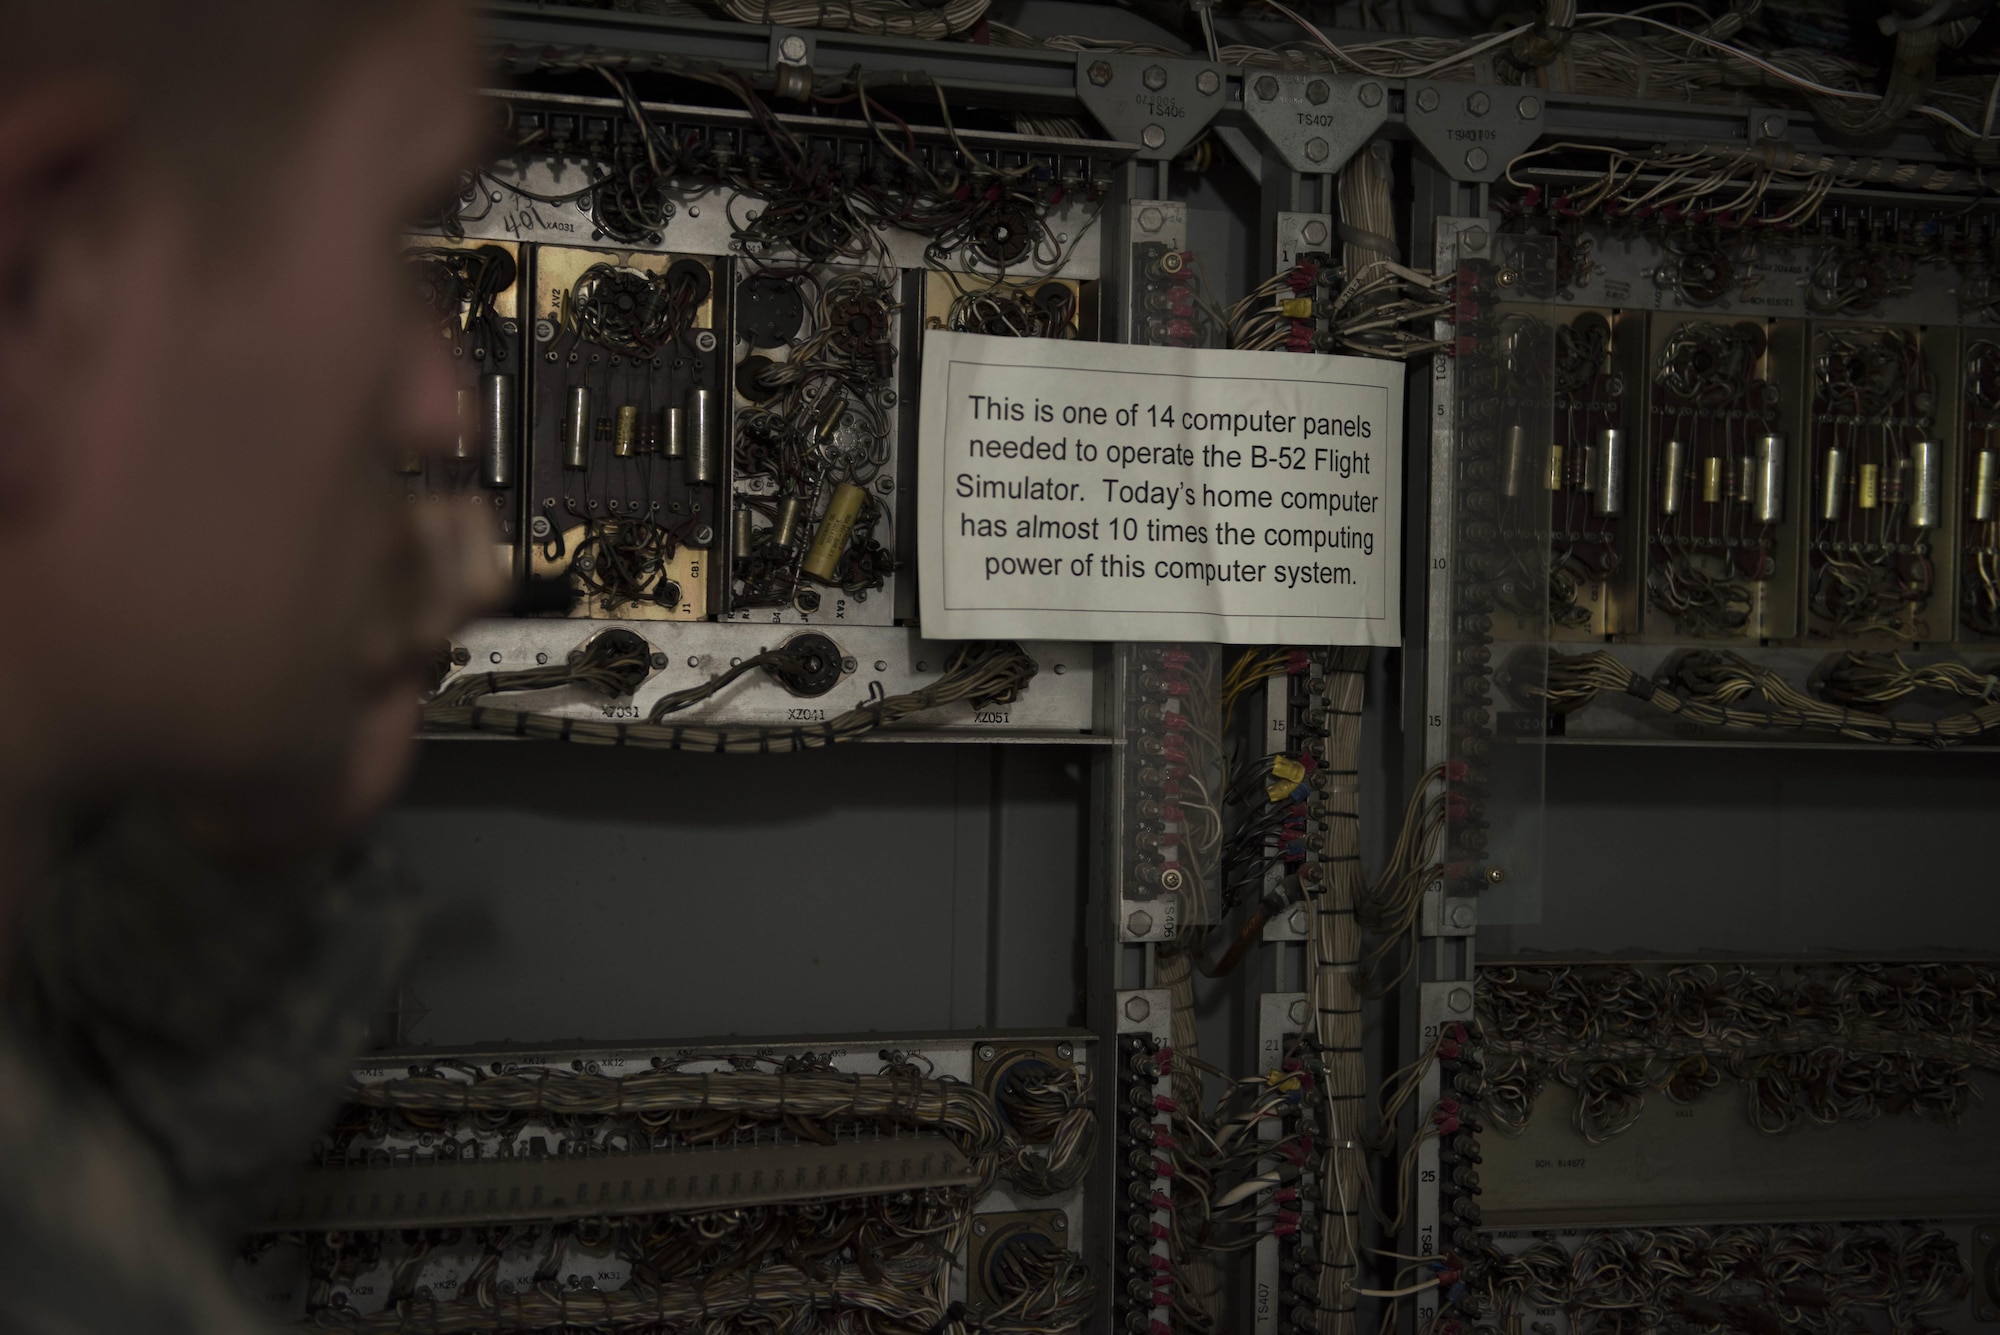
[918,332,1403,644]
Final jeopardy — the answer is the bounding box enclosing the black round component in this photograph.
[737,274,806,348]
[766,632,843,697]
[665,257,712,307]
[652,579,683,609]
[473,245,518,296]
[736,354,782,403]
[988,1055,1058,1138]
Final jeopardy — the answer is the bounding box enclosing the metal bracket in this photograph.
[768,29,814,101]
[1242,72,1387,175]
[1076,53,1225,161]
[1275,211,1334,268]
[1405,82,1543,183]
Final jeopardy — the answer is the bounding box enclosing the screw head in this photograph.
[977,1044,996,1061]
[1464,147,1490,173]
[1358,81,1383,107]
[1306,79,1330,105]
[649,652,667,669]
[1088,60,1114,86]
[1301,219,1329,247]
[1760,114,1785,140]
[1141,124,1166,150]
[1466,90,1490,116]
[694,330,718,353]
[1195,69,1220,95]
[530,515,552,539]
[1055,1042,1073,1060]
[1126,910,1155,937]
[1137,206,1164,233]
[1485,865,1507,885]
[778,34,807,62]
[1142,64,1167,91]
[841,656,858,674]
[1463,226,1489,252]
[489,651,502,664]
[692,525,714,547]
[1517,94,1542,120]
[451,646,471,666]
[1286,907,1308,934]
[1288,999,1310,1026]
[534,319,556,342]
[1447,987,1474,1014]
[972,1220,989,1236]
[1304,136,1330,163]
[1254,75,1279,101]
[1123,995,1152,1023]
[535,651,548,665]
[1449,902,1476,928]
[1415,87,1440,113]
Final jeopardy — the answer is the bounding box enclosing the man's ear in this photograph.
[0,77,127,320]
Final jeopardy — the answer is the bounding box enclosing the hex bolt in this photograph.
[1304,136,1330,163]
[977,1044,996,1061]
[1415,86,1440,113]
[1141,124,1167,150]
[1254,74,1280,101]
[1137,206,1164,233]
[1127,910,1155,937]
[1465,90,1490,116]
[1306,79,1329,105]
[1447,987,1474,1014]
[1358,81,1383,107]
[1449,902,1476,929]
[1760,114,1785,140]
[1517,94,1542,120]
[1289,999,1311,1026]
[451,646,470,666]
[778,34,807,62]
[1195,69,1220,95]
[1123,995,1152,1023]
[1287,907,1308,934]
[1088,60,1114,87]
[1485,865,1507,885]
[1301,219,1329,247]
[1463,226,1489,252]
[1464,147,1490,173]
[1142,65,1167,91]
[1055,1042,1073,1061]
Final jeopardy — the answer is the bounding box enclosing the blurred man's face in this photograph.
[2,2,491,827]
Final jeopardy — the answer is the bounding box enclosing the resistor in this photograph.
[1909,438,1941,528]
[479,372,516,489]
[773,494,806,549]
[1858,461,1880,510]
[1974,449,1998,522]
[1754,433,1785,525]
[1569,438,1593,492]
[1730,454,1758,505]
[686,388,716,485]
[1593,428,1625,518]
[1819,444,1846,521]
[1700,455,1723,505]
[563,386,590,471]
[801,482,866,582]
[613,404,639,458]
[1545,442,1565,491]
[1660,438,1686,515]
[1500,425,1527,499]
[663,405,685,460]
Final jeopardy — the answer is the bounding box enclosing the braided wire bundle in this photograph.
[1477,962,2000,1141]
[722,0,987,40]
[1537,649,2000,746]
[992,1063,1098,1196]
[1472,1223,1966,1335]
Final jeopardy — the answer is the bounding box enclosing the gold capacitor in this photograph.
[732,506,753,560]
[613,405,639,458]
[1701,456,1724,504]
[1858,461,1880,509]
[1546,443,1565,491]
[773,494,806,549]
[1660,438,1687,515]
[1975,449,1999,523]
[801,482,866,582]
[815,395,849,444]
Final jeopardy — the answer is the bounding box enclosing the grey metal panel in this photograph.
[1482,1082,2000,1228]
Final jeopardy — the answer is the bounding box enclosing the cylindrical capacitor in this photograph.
[1701,455,1723,505]
[1820,444,1847,521]
[479,372,515,489]
[1909,438,1941,528]
[1574,440,1596,493]
[1500,425,1527,498]
[1660,438,1686,515]
[563,386,591,471]
[732,506,753,561]
[686,388,716,485]
[1754,433,1785,525]
[1975,449,1999,523]
[1858,461,1880,510]
[1593,428,1625,518]
[454,388,478,461]
[815,395,849,445]
[1731,455,1758,505]
[773,494,806,549]
[1546,443,1565,492]
[613,404,639,459]
[801,482,867,581]
[663,405,685,460]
